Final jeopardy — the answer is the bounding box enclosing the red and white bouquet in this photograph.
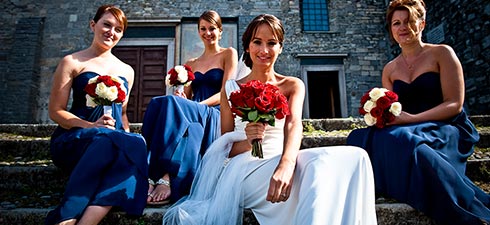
[229,80,290,158]
[165,64,195,94]
[84,75,127,115]
[359,87,402,128]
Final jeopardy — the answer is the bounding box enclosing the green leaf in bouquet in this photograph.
[248,110,258,121]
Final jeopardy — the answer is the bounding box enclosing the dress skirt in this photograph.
[46,127,148,224]
[142,95,220,202]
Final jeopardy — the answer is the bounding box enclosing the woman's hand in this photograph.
[173,90,187,99]
[93,114,116,129]
[267,160,295,203]
[386,111,414,126]
[244,122,266,145]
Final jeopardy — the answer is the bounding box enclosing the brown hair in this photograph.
[93,5,128,32]
[242,14,284,68]
[198,10,223,32]
[386,0,426,43]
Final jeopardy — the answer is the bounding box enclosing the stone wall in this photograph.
[0,0,488,123]
[424,0,490,115]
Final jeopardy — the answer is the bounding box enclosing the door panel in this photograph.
[113,46,168,122]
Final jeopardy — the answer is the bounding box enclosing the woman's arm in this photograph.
[120,63,135,132]
[266,77,305,203]
[49,56,96,129]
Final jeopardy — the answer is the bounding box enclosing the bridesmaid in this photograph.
[347,0,489,224]
[142,10,237,205]
[46,5,148,225]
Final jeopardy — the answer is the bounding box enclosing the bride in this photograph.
[163,14,377,225]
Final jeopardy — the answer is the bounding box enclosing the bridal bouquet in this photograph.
[229,80,290,158]
[84,75,127,114]
[359,87,402,128]
[165,64,195,94]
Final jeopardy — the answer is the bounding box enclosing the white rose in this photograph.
[174,65,188,83]
[389,102,402,116]
[95,83,118,101]
[364,113,377,126]
[88,76,98,84]
[111,76,124,85]
[86,95,97,107]
[369,87,386,101]
[165,74,172,86]
[363,100,376,113]
[111,76,127,95]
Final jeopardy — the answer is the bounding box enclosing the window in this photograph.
[301,0,329,32]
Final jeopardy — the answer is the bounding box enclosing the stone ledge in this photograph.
[0,203,437,225]
[1,114,488,137]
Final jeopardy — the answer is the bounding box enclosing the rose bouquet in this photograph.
[84,75,127,115]
[165,64,195,94]
[359,87,402,128]
[229,80,290,158]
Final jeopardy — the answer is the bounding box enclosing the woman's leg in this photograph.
[77,206,112,225]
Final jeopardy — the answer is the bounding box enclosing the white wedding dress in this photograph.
[163,80,378,225]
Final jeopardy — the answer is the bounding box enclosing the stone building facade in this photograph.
[0,0,488,123]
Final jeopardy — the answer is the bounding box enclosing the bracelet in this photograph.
[156,178,171,187]
[148,178,155,186]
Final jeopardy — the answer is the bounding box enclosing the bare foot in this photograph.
[148,183,171,204]
[147,184,155,203]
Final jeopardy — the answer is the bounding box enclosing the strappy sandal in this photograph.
[147,178,171,206]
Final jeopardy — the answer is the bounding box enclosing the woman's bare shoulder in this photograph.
[185,57,199,67]
[276,74,304,93]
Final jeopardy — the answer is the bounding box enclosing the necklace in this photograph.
[400,45,424,72]
[401,55,414,71]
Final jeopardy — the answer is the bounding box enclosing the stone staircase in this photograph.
[0,116,489,225]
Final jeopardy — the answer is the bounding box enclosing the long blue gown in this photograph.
[45,72,149,224]
[142,68,222,203]
[347,72,490,225]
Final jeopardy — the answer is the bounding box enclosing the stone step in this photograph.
[1,130,489,162]
[0,204,439,225]
[0,117,488,225]
[0,115,488,137]
[1,159,488,203]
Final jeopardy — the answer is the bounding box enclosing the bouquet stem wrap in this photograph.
[103,105,113,116]
[251,139,263,158]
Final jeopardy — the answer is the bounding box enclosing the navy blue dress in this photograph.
[347,72,490,225]
[45,72,149,224]
[142,68,222,203]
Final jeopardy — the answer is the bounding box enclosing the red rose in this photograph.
[376,96,391,110]
[382,111,396,123]
[255,92,274,113]
[274,94,289,119]
[84,83,97,96]
[375,118,385,128]
[116,89,126,103]
[370,106,383,118]
[385,91,398,102]
[360,92,371,106]
[359,107,367,115]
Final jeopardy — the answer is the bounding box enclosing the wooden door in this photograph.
[113,46,168,122]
